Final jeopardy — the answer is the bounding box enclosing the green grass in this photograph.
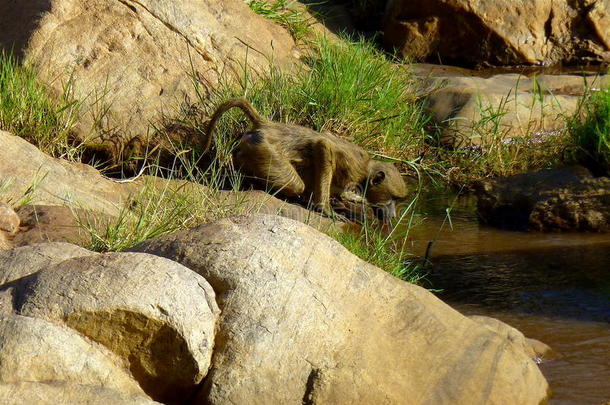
[434,88,570,187]
[329,200,425,283]
[0,51,80,159]
[195,35,429,168]
[77,147,249,252]
[568,88,610,176]
[246,0,313,41]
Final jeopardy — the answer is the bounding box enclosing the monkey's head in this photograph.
[364,161,408,221]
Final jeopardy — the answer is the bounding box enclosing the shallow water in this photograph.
[405,192,610,404]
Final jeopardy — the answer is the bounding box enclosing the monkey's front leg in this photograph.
[312,139,335,215]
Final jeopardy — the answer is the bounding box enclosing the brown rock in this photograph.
[384,0,610,66]
[0,0,297,165]
[0,382,160,405]
[0,131,134,216]
[13,205,112,248]
[0,203,19,234]
[476,167,610,232]
[0,315,144,395]
[14,251,219,404]
[133,214,549,405]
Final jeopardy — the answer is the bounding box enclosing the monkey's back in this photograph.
[262,122,370,193]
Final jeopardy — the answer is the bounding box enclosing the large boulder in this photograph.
[0,382,160,405]
[469,315,556,361]
[132,214,549,405]
[12,250,220,404]
[476,166,610,231]
[0,314,144,395]
[0,0,297,164]
[384,0,610,66]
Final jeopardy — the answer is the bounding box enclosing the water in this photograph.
[405,192,610,404]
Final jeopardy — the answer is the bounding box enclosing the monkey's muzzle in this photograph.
[372,200,397,222]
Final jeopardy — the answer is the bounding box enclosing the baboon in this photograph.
[204,98,408,220]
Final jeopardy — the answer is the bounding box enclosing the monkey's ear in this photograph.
[372,170,386,185]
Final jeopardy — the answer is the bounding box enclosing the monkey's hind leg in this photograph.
[235,131,305,198]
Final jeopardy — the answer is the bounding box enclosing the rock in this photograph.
[142,177,350,233]
[0,131,134,216]
[469,315,555,361]
[0,242,94,315]
[0,382,160,405]
[384,0,610,66]
[0,242,94,286]
[0,131,351,234]
[0,233,11,251]
[217,189,350,232]
[423,73,590,147]
[0,0,297,165]
[133,214,549,405]
[0,314,143,395]
[476,167,610,232]
[14,251,220,404]
[0,203,19,234]
[13,205,112,248]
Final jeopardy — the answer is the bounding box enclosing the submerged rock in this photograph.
[384,0,610,66]
[476,167,610,232]
[133,214,549,405]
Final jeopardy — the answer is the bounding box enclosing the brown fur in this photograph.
[205,98,408,219]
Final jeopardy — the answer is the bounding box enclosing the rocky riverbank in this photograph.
[1,0,609,403]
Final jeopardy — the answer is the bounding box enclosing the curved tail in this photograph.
[203,98,266,154]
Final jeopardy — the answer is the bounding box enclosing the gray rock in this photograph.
[0,242,95,286]
[0,131,134,216]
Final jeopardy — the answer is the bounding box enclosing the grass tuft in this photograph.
[328,195,425,283]
[0,51,81,159]
[197,35,429,167]
[246,0,313,41]
[330,221,424,283]
[568,88,610,176]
